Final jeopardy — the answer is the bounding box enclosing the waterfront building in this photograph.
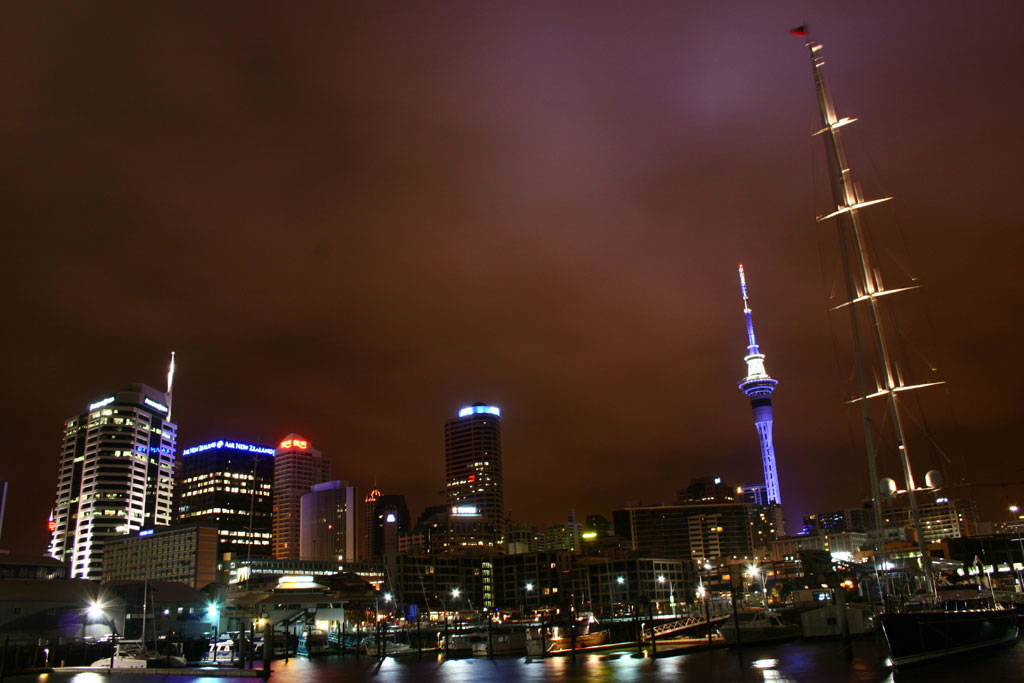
[506,523,543,554]
[0,554,68,580]
[583,557,690,617]
[881,495,978,543]
[803,508,867,535]
[544,521,583,552]
[218,555,384,589]
[619,501,756,563]
[738,483,768,506]
[300,480,358,562]
[272,435,330,560]
[391,553,493,611]
[177,439,274,558]
[586,514,615,537]
[47,384,177,580]
[736,266,785,533]
[444,403,506,550]
[102,524,219,589]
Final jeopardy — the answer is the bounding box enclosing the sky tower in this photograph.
[737,265,782,506]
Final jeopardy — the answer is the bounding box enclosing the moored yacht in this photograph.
[792,27,1020,668]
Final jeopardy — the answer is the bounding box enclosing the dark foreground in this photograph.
[9,637,1023,682]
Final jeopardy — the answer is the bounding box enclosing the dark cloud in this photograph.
[2,1,1023,553]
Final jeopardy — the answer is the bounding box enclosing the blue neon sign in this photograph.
[458,405,501,418]
[182,440,275,457]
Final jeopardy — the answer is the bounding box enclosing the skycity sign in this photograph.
[182,440,276,457]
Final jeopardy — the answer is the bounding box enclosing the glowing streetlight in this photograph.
[616,576,625,585]
[451,588,460,599]
[207,603,219,620]
[525,582,533,592]
[383,593,392,603]
[87,601,105,620]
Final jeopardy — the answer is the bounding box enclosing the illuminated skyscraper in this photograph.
[272,434,330,560]
[177,439,275,558]
[737,265,783,507]
[444,403,505,550]
[47,384,176,580]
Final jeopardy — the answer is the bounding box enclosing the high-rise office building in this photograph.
[177,439,275,558]
[361,484,382,561]
[47,384,177,580]
[373,494,409,558]
[272,434,330,560]
[300,480,357,562]
[444,403,505,550]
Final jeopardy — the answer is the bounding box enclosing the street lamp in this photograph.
[747,564,767,607]
[87,600,105,621]
[657,575,676,618]
[207,603,220,638]
[522,583,534,620]
[1010,506,1024,591]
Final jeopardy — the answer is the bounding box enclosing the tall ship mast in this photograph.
[794,26,1019,667]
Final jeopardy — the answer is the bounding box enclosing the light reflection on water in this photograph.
[19,638,1024,683]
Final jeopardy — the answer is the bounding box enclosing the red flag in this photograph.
[790,25,808,37]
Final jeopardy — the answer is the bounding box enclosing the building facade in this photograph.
[48,384,177,580]
[622,501,756,563]
[177,439,275,559]
[300,480,357,562]
[272,434,330,560]
[102,524,219,589]
[444,403,505,551]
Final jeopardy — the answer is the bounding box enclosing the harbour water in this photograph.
[10,638,1023,682]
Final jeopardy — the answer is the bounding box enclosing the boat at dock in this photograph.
[720,609,800,645]
[793,27,1020,668]
[526,615,610,655]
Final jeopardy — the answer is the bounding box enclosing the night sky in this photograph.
[2,2,1023,555]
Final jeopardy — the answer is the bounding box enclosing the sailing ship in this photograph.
[794,27,1019,667]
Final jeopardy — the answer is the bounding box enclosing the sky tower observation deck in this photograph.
[737,265,782,506]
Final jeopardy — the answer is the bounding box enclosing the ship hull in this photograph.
[880,609,1019,667]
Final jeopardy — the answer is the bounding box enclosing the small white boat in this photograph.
[90,640,149,669]
[720,610,800,645]
[203,635,240,665]
[361,635,412,656]
[472,631,528,656]
[526,616,610,655]
[298,629,331,656]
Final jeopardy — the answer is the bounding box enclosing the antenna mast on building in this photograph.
[166,351,176,421]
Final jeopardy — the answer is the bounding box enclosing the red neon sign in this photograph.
[279,438,309,450]
[47,520,57,532]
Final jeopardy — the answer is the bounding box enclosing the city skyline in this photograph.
[3,3,1024,554]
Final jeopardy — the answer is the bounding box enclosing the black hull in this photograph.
[880,609,1019,667]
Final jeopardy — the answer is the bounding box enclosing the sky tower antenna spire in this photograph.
[166,351,176,421]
